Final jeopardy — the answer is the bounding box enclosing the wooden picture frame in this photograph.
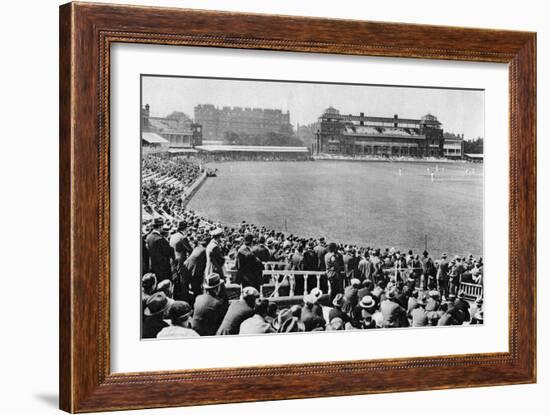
[59,2,536,412]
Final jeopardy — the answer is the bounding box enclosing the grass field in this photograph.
[187,160,484,257]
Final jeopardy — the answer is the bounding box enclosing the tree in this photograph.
[463,137,484,154]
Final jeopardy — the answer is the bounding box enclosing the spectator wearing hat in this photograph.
[341,278,361,314]
[453,291,471,324]
[437,303,459,326]
[327,317,345,331]
[239,299,276,335]
[235,233,263,290]
[409,295,429,327]
[350,295,380,329]
[302,241,317,271]
[141,273,157,313]
[470,296,484,324]
[216,286,259,335]
[437,253,450,298]
[146,217,175,282]
[325,242,344,302]
[192,273,228,336]
[183,235,207,302]
[380,289,409,328]
[314,238,327,272]
[425,290,441,312]
[157,301,199,338]
[471,262,483,285]
[142,292,170,339]
[169,220,193,269]
[300,293,326,331]
[205,228,225,278]
[329,293,350,323]
[252,235,271,263]
[358,253,373,284]
[343,248,359,284]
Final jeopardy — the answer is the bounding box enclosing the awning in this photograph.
[142,132,169,144]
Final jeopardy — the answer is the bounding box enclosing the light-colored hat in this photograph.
[210,228,223,237]
[304,293,319,305]
[242,286,260,299]
[203,273,222,289]
[350,278,361,287]
[429,290,440,298]
[359,295,376,309]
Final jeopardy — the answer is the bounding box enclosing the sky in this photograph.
[142,76,485,139]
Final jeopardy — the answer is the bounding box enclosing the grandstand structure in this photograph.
[141,104,203,148]
[315,107,453,158]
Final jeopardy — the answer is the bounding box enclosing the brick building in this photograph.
[194,104,293,141]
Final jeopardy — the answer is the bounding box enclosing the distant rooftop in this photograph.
[195,145,309,153]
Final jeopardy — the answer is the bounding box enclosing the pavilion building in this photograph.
[315,107,447,158]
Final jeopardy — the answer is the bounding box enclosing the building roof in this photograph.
[168,148,198,154]
[195,145,309,153]
[464,153,484,159]
[343,125,424,139]
[142,132,169,144]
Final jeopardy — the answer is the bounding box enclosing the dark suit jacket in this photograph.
[300,304,326,331]
[252,244,271,262]
[290,252,305,270]
[185,245,207,281]
[302,249,317,271]
[314,244,327,271]
[380,299,409,328]
[192,292,227,336]
[342,286,358,313]
[216,300,254,335]
[235,244,262,288]
[145,231,174,280]
[142,317,169,339]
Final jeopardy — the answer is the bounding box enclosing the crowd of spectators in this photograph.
[141,154,484,339]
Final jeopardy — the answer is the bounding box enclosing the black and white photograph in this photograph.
[140,75,485,339]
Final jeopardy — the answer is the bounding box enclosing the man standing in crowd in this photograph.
[169,220,193,271]
[303,241,317,271]
[184,235,207,301]
[236,233,263,290]
[358,250,373,283]
[314,237,327,271]
[325,242,344,301]
[206,228,225,278]
[343,247,359,284]
[145,217,174,282]
[252,235,271,262]
[437,253,450,298]
[192,273,228,336]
